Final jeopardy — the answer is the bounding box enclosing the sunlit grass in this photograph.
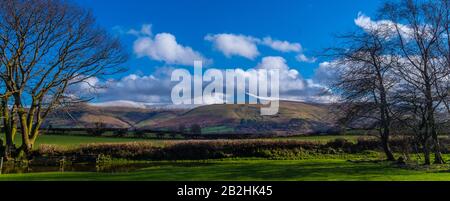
[2,158,450,181]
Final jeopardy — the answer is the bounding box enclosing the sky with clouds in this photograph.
[72,0,384,106]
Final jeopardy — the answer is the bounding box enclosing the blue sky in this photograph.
[72,0,384,105]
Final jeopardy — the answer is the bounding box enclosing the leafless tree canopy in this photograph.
[327,27,400,161]
[0,0,127,157]
[330,0,450,164]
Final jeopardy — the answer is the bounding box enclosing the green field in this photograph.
[1,134,164,148]
[279,135,373,142]
[1,134,368,148]
[2,134,450,181]
[2,159,450,181]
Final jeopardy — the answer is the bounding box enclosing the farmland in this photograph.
[2,134,450,181]
[2,158,450,181]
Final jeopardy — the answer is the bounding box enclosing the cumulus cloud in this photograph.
[205,33,308,60]
[255,56,305,91]
[261,37,302,53]
[313,61,341,86]
[205,33,260,59]
[296,54,317,63]
[71,67,176,105]
[354,12,413,39]
[131,24,209,66]
[128,24,152,36]
[73,58,337,106]
[221,56,334,103]
[255,57,336,103]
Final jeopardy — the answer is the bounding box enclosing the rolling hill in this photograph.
[43,101,341,135]
[44,104,182,129]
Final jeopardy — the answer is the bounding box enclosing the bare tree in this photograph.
[328,28,399,161]
[381,0,450,164]
[0,0,127,157]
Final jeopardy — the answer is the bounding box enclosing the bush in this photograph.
[325,138,353,150]
[35,137,449,161]
[113,129,128,137]
[190,124,202,134]
[133,129,146,138]
[87,122,106,136]
[156,133,165,139]
[178,124,186,134]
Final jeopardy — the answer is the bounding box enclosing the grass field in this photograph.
[2,134,450,181]
[2,159,450,181]
[279,135,373,142]
[1,134,368,148]
[0,134,163,148]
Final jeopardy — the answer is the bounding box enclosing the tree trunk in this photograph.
[423,72,444,164]
[381,133,396,161]
[1,97,17,160]
[17,108,33,158]
[423,141,431,165]
[432,129,445,164]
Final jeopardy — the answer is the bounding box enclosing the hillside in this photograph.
[43,101,340,135]
[44,104,183,129]
[142,101,340,135]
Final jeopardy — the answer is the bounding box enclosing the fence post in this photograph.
[0,157,3,175]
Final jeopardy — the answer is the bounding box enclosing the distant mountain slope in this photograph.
[43,101,341,135]
[140,101,340,135]
[43,104,183,129]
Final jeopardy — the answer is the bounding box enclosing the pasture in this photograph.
[1,134,369,148]
[2,134,450,181]
[2,158,450,181]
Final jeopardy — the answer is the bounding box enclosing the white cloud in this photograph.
[245,56,334,103]
[296,54,317,63]
[255,56,305,91]
[205,33,260,59]
[261,37,302,52]
[131,24,209,66]
[74,59,336,106]
[90,100,150,109]
[128,24,152,36]
[205,33,308,60]
[313,61,340,86]
[354,12,413,39]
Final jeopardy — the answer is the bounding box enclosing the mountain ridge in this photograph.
[44,101,341,135]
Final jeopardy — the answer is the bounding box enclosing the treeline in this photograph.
[329,0,450,164]
[39,126,277,140]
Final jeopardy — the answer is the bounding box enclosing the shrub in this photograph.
[190,124,202,134]
[87,122,106,136]
[325,138,353,150]
[133,129,146,138]
[178,124,186,134]
[113,129,128,137]
[156,133,165,139]
[35,137,449,161]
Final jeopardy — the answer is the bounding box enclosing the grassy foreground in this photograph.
[1,159,450,181]
[2,134,450,181]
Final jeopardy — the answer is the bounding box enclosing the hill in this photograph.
[44,104,182,129]
[43,101,341,135]
[142,101,340,135]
